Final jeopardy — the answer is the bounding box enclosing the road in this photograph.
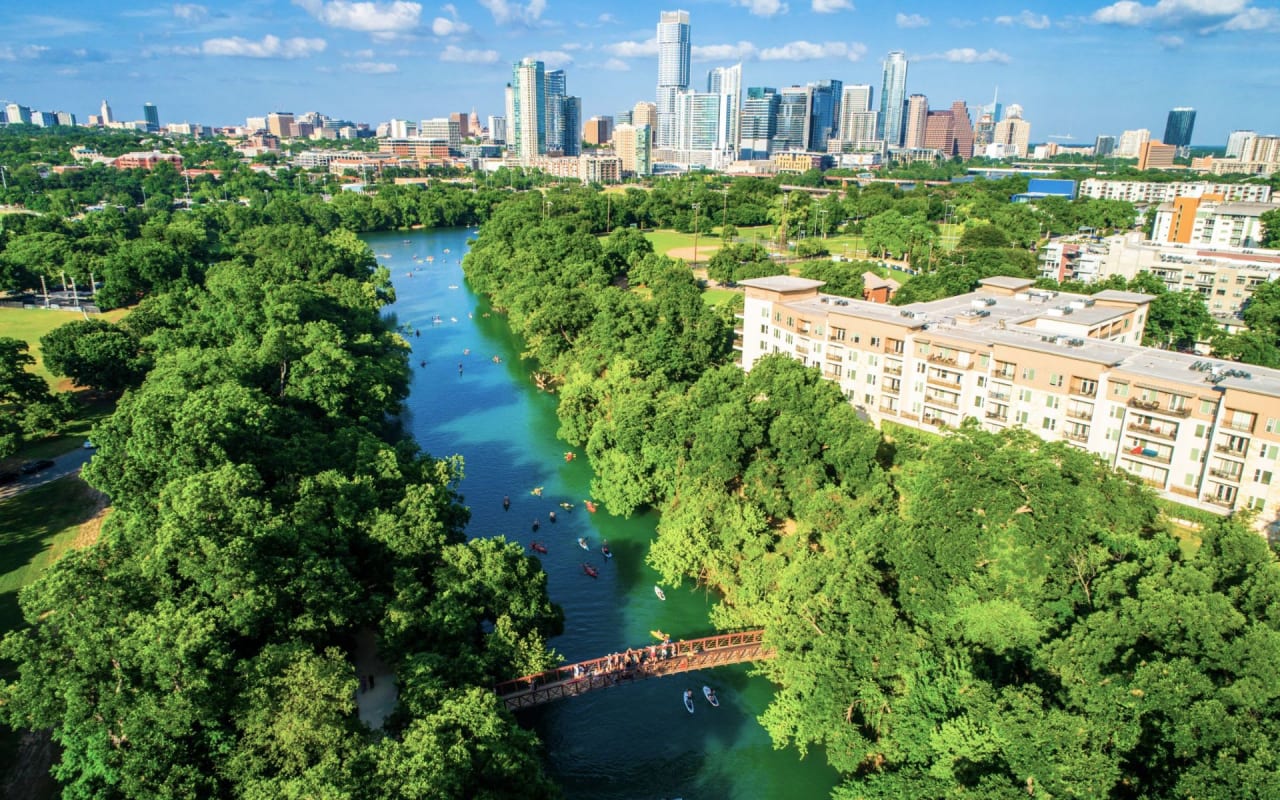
[0,447,94,502]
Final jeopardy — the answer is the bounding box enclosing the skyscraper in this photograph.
[807,79,842,152]
[837,85,876,147]
[903,94,928,149]
[707,63,743,158]
[1163,107,1196,156]
[656,10,691,148]
[511,57,547,164]
[878,51,908,147]
[739,87,778,160]
[1225,130,1256,158]
[561,96,582,156]
[545,69,567,152]
[633,101,658,130]
[143,103,159,132]
[993,105,1031,157]
[100,99,113,125]
[1094,135,1116,158]
[774,86,811,152]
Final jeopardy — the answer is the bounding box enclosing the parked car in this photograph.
[19,459,55,475]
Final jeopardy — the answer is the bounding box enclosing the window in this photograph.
[1045,396,1060,409]
[974,396,984,408]
[1114,383,1129,397]
[916,363,927,374]
[1266,417,1279,434]
[1105,428,1118,442]
[814,344,822,354]
[833,327,846,341]
[976,376,986,388]
[1049,373,1063,387]
[1191,447,1201,461]
[1255,469,1274,485]
[1195,424,1206,437]
[979,354,990,368]
[1020,389,1033,403]
[1248,497,1266,511]
[864,393,874,404]
[815,324,824,335]
[1041,417,1057,431]
[760,324,769,334]
[762,307,770,318]
[1184,473,1196,487]
[1017,411,1030,424]
[870,336,881,347]
[1266,444,1280,460]
[786,316,794,326]
[1022,367,1036,380]
[773,329,780,339]
[1200,399,1214,415]
[774,311,782,322]
[866,374,877,385]
[1111,406,1126,419]
[785,333,793,344]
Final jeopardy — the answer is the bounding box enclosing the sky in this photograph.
[2,1,1279,144]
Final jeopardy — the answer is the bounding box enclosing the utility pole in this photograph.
[778,192,789,254]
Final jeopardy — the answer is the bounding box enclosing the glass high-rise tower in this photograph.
[877,51,908,147]
[1163,107,1196,154]
[511,58,546,164]
[656,10,691,148]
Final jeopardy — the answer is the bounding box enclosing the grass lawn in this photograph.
[644,229,700,256]
[0,306,129,389]
[701,287,741,307]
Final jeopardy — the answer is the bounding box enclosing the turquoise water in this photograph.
[369,228,840,800]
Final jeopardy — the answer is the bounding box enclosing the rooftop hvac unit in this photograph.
[1068,338,1085,346]
[900,310,916,318]
[984,297,997,306]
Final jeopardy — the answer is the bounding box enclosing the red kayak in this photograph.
[582,563,598,578]
[530,541,547,554]
[584,500,597,513]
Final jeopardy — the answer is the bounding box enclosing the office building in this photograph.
[1117,128,1151,158]
[736,275,1280,535]
[992,105,1031,157]
[708,63,743,158]
[903,94,928,149]
[739,87,778,161]
[418,118,463,152]
[1164,107,1196,156]
[511,57,547,163]
[633,101,658,131]
[4,103,32,125]
[807,79,842,152]
[1137,140,1177,170]
[143,103,159,132]
[487,114,506,144]
[448,111,470,138]
[545,69,567,153]
[1226,130,1256,158]
[1152,198,1272,248]
[837,84,874,140]
[773,86,812,152]
[877,51,908,146]
[973,111,996,149]
[561,96,582,157]
[1207,135,1280,177]
[100,99,113,125]
[918,101,974,159]
[267,112,296,138]
[1095,135,1117,158]
[613,123,652,175]
[583,116,613,145]
[675,91,722,151]
[656,10,691,148]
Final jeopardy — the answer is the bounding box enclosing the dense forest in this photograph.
[2,199,564,798]
[464,192,1280,798]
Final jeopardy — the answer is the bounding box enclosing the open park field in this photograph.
[0,306,129,389]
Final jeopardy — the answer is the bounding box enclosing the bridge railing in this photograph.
[494,629,767,698]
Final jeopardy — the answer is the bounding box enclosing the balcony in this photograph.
[732,338,744,350]
[1066,407,1093,421]
[878,404,898,416]
[1063,429,1090,443]
[1214,443,1248,458]
[1223,419,1255,434]
[985,411,1008,422]
[1127,422,1176,440]
[988,390,1012,402]
[795,345,810,356]
[1209,468,1242,481]
[884,343,905,355]
[1127,397,1191,418]
[900,412,920,422]
[826,351,843,363]
[883,383,900,396]
[1139,477,1167,490]
[927,373,962,389]
[1170,485,1198,499]
[1203,494,1236,509]
[922,415,948,427]
[1068,383,1097,398]
[925,395,959,409]
[884,364,902,376]
[823,370,841,380]
[994,368,1016,380]
[1125,445,1172,465]
[927,353,968,369]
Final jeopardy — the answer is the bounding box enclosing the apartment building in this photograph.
[1039,233,1280,320]
[1151,199,1272,249]
[1079,179,1272,204]
[736,275,1280,534]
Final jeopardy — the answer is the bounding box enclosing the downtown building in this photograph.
[656,10,691,149]
[736,275,1280,536]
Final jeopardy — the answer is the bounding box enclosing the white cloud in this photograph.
[351,48,375,58]
[759,40,866,60]
[477,0,546,25]
[598,13,617,23]
[733,0,789,17]
[1091,0,1253,27]
[896,12,930,27]
[560,42,591,51]
[0,44,51,61]
[812,0,853,12]
[526,49,573,68]
[918,47,1011,63]
[1213,6,1280,29]
[994,9,1051,28]
[344,60,398,72]
[692,41,759,60]
[1157,33,1186,45]
[440,44,499,63]
[431,15,470,35]
[202,34,327,58]
[172,3,208,22]
[604,38,659,57]
[293,0,422,32]
[601,57,630,70]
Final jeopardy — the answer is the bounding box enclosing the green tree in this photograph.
[40,319,149,393]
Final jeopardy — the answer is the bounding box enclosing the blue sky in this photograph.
[2,1,1278,143]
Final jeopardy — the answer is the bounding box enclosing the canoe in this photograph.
[654,585,666,601]
[584,500,597,513]
[703,686,719,707]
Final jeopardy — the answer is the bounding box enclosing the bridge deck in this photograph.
[494,629,773,711]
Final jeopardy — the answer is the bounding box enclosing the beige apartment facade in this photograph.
[737,275,1280,536]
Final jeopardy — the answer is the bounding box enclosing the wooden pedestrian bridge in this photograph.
[494,629,774,712]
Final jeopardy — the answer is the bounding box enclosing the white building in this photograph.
[1079,179,1272,204]
[1116,128,1151,158]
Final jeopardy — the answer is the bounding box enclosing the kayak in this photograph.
[683,692,695,714]
[530,541,547,554]
[564,451,575,462]
[584,500,597,513]
[559,502,574,510]
[578,537,589,551]
[530,486,543,496]
[650,629,667,641]
[654,585,666,601]
[703,686,719,707]
[582,563,598,578]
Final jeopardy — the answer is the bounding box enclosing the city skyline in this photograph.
[2,1,1279,142]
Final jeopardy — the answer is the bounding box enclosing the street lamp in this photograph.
[691,202,701,268]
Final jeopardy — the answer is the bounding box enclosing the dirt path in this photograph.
[666,244,720,264]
